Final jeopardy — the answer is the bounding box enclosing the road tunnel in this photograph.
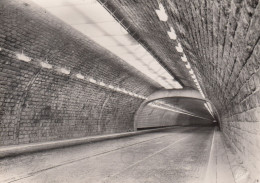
[0,0,259,182]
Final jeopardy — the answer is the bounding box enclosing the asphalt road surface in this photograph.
[0,126,214,183]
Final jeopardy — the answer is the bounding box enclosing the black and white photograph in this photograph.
[0,0,259,182]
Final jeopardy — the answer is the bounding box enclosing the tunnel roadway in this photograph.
[0,127,215,183]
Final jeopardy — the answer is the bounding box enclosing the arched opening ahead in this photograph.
[134,89,220,130]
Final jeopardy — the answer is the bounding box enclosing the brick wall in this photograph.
[165,0,260,180]
[0,0,159,146]
[104,0,260,180]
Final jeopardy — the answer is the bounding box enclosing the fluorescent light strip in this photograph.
[204,103,214,117]
[84,79,147,100]
[167,27,176,40]
[181,55,187,62]
[149,103,211,120]
[164,25,205,98]
[16,52,31,62]
[58,68,70,75]
[40,61,52,69]
[176,43,183,53]
[99,81,106,86]
[155,3,168,22]
[179,51,206,99]
[30,0,182,89]
[152,1,209,101]
[206,102,214,114]
[76,73,84,79]
[156,7,213,117]
[96,3,180,89]
[8,47,148,100]
[185,62,191,69]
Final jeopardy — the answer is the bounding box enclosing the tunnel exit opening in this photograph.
[134,89,220,130]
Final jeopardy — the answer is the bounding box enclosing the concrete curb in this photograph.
[0,126,176,158]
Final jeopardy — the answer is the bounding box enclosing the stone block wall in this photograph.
[0,0,159,146]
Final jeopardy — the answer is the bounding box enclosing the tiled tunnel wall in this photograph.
[135,104,213,129]
[0,0,160,146]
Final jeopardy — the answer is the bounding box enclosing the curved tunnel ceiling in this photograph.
[93,0,260,119]
[31,0,183,89]
[0,0,259,179]
[30,0,221,117]
[30,0,217,121]
[95,0,200,90]
[154,97,214,120]
[133,88,219,129]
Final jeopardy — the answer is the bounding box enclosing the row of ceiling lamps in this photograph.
[0,47,147,100]
[204,102,215,117]
[155,3,216,118]
[149,102,211,120]
[152,100,202,116]
[98,0,181,89]
[155,2,205,98]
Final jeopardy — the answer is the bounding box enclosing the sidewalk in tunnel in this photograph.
[0,126,235,183]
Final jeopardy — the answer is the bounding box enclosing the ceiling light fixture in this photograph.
[59,68,70,75]
[155,3,168,22]
[76,73,84,79]
[16,51,31,62]
[89,78,97,84]
[40,61,52,69]
[176,43,183,53]
[116,88,122,92]
[181,54,187,62]
[108,85,114,89]
[99,81,106,86]
[185,62,191,69]
[167,27,177,40]
[32,0,181,89]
